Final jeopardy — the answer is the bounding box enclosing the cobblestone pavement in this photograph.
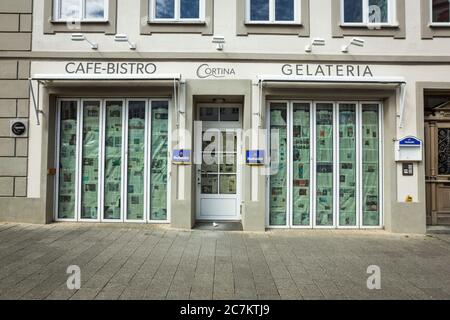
[0,222,449,300]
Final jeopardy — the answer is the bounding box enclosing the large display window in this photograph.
[267,100,382,229]
[55,98,171,223]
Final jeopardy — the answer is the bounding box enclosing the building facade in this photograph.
[2,0,450,233]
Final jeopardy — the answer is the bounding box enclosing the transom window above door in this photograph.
[150,0,205,22]
[431,0,450,25]
[342,0,397,26]
[247,0,300,23]
[53,0,107,21]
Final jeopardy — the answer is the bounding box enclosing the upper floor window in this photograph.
[150,0,205,22]
[53,0,107,21]
[431,0,450,25]
[342,0,396,26]
[246,0,299,24]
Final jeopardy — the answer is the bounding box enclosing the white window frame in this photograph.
[430,0,450,26]
[246,0,300,24]
[53,0,108,22]
[54,98,172,224]
[340,0,397,27]
[150,0,205,22]
[265,100,383,230]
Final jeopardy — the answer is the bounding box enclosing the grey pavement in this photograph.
[0,222,449,300]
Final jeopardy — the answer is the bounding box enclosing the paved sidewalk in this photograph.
[0,222,449,300]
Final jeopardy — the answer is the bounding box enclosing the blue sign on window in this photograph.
[246,150,265,165]
[172,149,191,164]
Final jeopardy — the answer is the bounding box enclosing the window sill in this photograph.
[245,22,302,26]
[429,23,450,28]
[340,23,400,29]
[50,20,109,24]
[148,20,206,25]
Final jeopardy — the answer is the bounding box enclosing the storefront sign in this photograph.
[65,62,157,75]
[173,149,192,164]
[246,150,265,165]
[281,64,373,77]
[196,64,236,79]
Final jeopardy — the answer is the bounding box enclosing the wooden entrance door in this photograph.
[425,108,450,226]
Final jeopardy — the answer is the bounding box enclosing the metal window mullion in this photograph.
[309,101,314,229]
[119,99,126,222]
[99,99,106,222]
[356,102,362,229]
[312,102,317,228]
[123,100,129,221]
[288,101,293,228]
[333,102,338,228]
[336,103,341,228]
[145,100,151,222]
[76,99,83,221]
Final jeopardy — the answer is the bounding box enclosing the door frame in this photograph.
[195,103,243,221]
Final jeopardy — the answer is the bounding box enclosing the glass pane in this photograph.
[339,104,357,227]
[58,101,78,219]
[200,108,219,121]
[80,101,100,220]
[316,104,334,226]
[250,0,270,21]
[127,101,146,220]
[220,175,237,194]
[220,154,237,173]
[201,174,218,194]
[432,0,450,23]
[292,103,310,226]
[180,0,200,19]
[150,101,169,221]
[275,0,295,21]
[85,0,105,19]
[60,0,81,19]
[202,129,220,152]
[269,103,288,226]
[220,108,240,122]
[344,0,363,23]
[362,104,380,226]
[438,129,450,175]
[368,0,388,23]
[202,153,218,173]
[155,0,175,19]
[222,131,237,153]
[104,101,123,220]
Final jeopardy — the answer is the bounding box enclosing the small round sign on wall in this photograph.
[11,121,27,136]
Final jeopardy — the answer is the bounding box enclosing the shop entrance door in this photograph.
[196,105,242,221]
[425,109,450,226]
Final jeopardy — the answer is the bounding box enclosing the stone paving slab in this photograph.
[0,222,449,300]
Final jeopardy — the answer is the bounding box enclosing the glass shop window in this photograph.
[247,0,298,23]
[431,0,450,24]
[342,0,396,25]
[54,0,107,21]
[151,0,204,21]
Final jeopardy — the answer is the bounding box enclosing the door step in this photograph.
[427,225,450,234]
[194,221,243,231]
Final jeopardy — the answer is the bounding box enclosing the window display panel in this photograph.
[316,103,334,226]
[127,101,146,220]
[269,103,288,226]
[292,103,311,226]
[104,101,123,220]
[362,104,380,226]
[339,104,357,226]
[80,101,100,220]
[150,101,169,221]
[58,101,78,219]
